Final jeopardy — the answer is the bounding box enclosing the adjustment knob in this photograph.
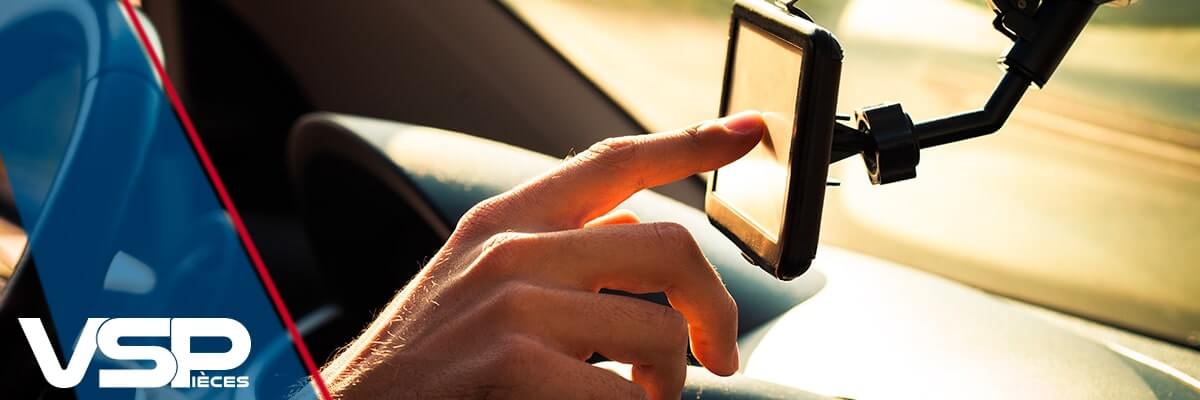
[855,103,919,184]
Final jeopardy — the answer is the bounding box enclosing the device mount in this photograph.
[830,0,1119,184]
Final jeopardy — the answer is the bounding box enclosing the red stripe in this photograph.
[118,2,333,399]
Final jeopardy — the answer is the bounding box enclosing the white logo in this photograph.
[18,318,252,389]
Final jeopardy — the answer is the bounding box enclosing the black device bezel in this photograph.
[706,0,843,280]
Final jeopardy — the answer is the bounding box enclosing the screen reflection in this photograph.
[714,23,803,241]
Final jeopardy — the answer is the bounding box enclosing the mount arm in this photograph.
[832,0,1112,184]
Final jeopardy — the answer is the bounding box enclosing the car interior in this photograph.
[136,0,711,363]
[0,0,1197,399]
[134,2,822,397]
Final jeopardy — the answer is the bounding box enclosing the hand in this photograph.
[319,112,765,399]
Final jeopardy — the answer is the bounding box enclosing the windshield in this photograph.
[504,0,1200,348]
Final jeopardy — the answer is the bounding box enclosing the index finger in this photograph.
[511,111,764,230]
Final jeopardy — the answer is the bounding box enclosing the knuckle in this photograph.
[653,222,710,269]
[457,196,506,234]
[473,231,535,270]
[581,136,639,167]
[681,123,706,148]
[464,196,503,223]
[490,333,543,369]
[488,281,542,321]
[659,306,690,344]
[649,222,695,252]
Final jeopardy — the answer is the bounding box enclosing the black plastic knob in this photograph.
[855,103,919,184]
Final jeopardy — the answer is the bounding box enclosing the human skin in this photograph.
[319,111,766,399]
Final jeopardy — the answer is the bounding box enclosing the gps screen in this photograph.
[713,22,804,241]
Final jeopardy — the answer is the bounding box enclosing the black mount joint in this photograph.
[854,103,918,185]
[991,0,1107,88]
[827,0,1104,186]
[989,0,1041,41]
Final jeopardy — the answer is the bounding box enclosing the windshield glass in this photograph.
[505,0,1200,347]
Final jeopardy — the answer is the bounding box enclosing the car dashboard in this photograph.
[288,112,1200,400]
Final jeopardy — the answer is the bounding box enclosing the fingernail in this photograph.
[720,111,764,136]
